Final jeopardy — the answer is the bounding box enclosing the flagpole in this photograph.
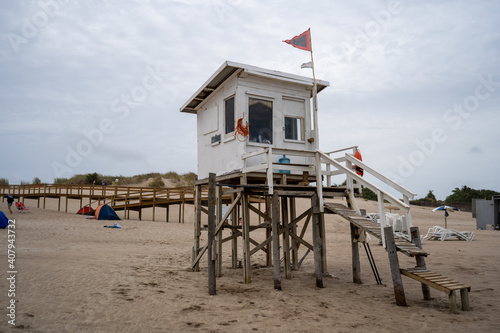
[309,28,319,150]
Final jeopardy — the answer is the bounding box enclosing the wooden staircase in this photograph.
[324,203,427,257]
[324,201,471,313]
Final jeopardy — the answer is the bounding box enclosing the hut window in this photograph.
[249,97,273,144]
[225,97,235,134]
[285,116,304,141]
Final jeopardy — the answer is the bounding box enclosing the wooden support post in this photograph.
[58,197,61,212]
[65,196,68,213]
[181,200,185,223]
[281,196,291,279]
[384,226,406,306]
[311,193,323,288]
[152,191,156,222]
[178,204,182,223]
[290,197,298,270]
[350,223,362,284]
[231,193,239,269]
[272,192,282,290]
[242,192,251,283]
[193,185,202,272]
[411,226,431,301]
[320,212,327,274]
[460,288,470,311]
[216,186,223,277]
[166,205,170,222]
[138,209,142,221]
[449,291,457,314]
[207,173,216,295]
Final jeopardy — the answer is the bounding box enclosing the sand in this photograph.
[0,197,499,333]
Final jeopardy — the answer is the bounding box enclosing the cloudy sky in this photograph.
[1,0,499,200]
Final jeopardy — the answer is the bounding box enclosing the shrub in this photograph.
[148,176,165,188]
[0,178,8,186]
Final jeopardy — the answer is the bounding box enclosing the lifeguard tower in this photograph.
[181,61,471,313]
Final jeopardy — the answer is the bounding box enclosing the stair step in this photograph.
[324,202,428,257]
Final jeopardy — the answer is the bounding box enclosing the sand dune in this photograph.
[0,197,499,332]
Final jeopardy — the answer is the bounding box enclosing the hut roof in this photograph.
[180,61,329,114]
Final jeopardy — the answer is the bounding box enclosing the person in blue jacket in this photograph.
[7,194,14,214]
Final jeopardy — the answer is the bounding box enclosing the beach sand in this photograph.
[0,197,499,332]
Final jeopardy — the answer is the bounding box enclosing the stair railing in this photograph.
[317,150,416,248]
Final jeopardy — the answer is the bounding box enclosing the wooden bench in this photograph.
[401,269,471,313]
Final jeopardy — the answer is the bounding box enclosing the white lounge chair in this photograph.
[423,226,474,241]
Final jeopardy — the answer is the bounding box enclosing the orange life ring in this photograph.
[354,150,363,177]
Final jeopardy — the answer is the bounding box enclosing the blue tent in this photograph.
[95,204,120,220]
[0,211,9,229]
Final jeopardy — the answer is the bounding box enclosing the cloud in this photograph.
[0,0,499,198]
[468,146,483,154]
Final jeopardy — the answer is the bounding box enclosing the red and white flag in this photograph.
[283,29,311,51]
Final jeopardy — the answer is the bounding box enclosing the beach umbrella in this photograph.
[432,205,459,229]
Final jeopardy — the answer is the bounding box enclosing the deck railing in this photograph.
[241,146,417,247]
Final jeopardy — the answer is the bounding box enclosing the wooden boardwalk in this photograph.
[0,184,200,222]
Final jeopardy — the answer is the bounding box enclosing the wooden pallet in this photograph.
[401,269,471,313]
[324,203,428,257]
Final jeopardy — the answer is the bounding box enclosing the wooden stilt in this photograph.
[272,192,282,290]
[350,223,362,284]
[320,212,327,274]
[266,196,272,267]
[384,226,406,306]
[311,193,323,288]
[207,173,216,295]
[290,197,298,270]
[216,186,223,277]
[242,192,251,283]
[281,196,291,279]
[193,185,202,272]
[166,205,170,222]
[231,193,239,269]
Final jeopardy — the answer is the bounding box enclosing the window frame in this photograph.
[284,115,305,142]
[248,96,274,145]
[224,96,235,135]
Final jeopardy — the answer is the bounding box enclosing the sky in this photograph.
[0,0,499,200]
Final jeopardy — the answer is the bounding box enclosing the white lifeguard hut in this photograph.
[180,61,329,182]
